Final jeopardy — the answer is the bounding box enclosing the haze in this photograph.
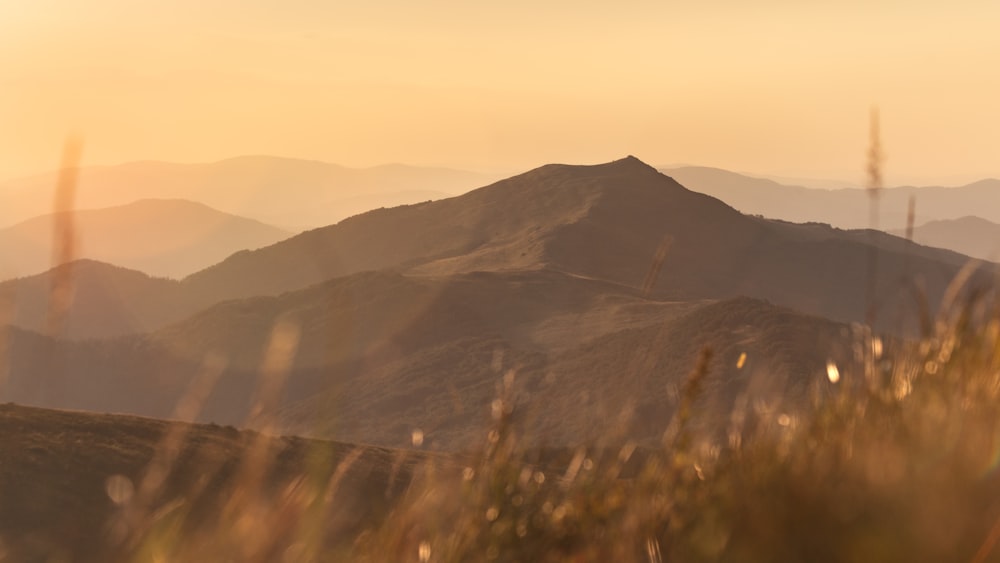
[2,0,998,184]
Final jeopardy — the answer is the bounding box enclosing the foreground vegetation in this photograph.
[4,287,1000,562]
[359,295,1000,563]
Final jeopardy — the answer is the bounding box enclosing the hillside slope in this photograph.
[2,274,853,451]
[0,269,695,421]
[280,296,856,448]
[0,403,413,562]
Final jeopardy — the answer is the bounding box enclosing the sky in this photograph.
[1,0,998,185]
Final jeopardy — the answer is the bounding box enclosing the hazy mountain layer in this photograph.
[664,165,1000,232]
[0,156,493,230]
[0,199,291,280]
[890,216,1000,262]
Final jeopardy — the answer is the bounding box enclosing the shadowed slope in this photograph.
[1,269,691,419]
[154,269,684,371]
[526,296,854,444]
[279,296,856,448]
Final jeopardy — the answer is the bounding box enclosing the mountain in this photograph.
[891,216,1000,262]
[0,275,851,450]
[0,199,291,280]
[0,261,200,338]
[660,166,852,225]
[184,157,983,330]
[758,173,861,190]
[2,157,987,341]
[1,157,988,345]
[663,165,1000,232]
[1,156,993,451]
[0,403,412,562]
[0,156,494,230]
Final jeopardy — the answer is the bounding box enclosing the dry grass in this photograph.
[351,285,1000,562]
[4,283,996,562]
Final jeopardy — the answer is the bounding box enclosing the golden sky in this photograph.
[1,0,998,185]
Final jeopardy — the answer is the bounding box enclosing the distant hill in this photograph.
[663,165,1000,231]
[0,276,851,451]
[0,199,291,280]
[0,260,202,338]
[0,156,495,230]
[661,166,849,224]
[890,216,1000,262]
[0,403,412,562]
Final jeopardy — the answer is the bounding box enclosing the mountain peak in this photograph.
[523,156,661,182]
[608,155,659,173]
[590,155,658,173]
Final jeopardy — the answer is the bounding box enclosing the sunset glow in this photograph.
[2,0,997,184]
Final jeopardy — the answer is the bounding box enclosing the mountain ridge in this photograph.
[0,198,291,280]
[890,215,1000,262]
[663,165,1000,232]
[0,156,495,231]
[2,157,991,339]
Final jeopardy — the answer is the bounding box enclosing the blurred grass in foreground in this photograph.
[353,296,1000,563]
[51,282,996,562]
